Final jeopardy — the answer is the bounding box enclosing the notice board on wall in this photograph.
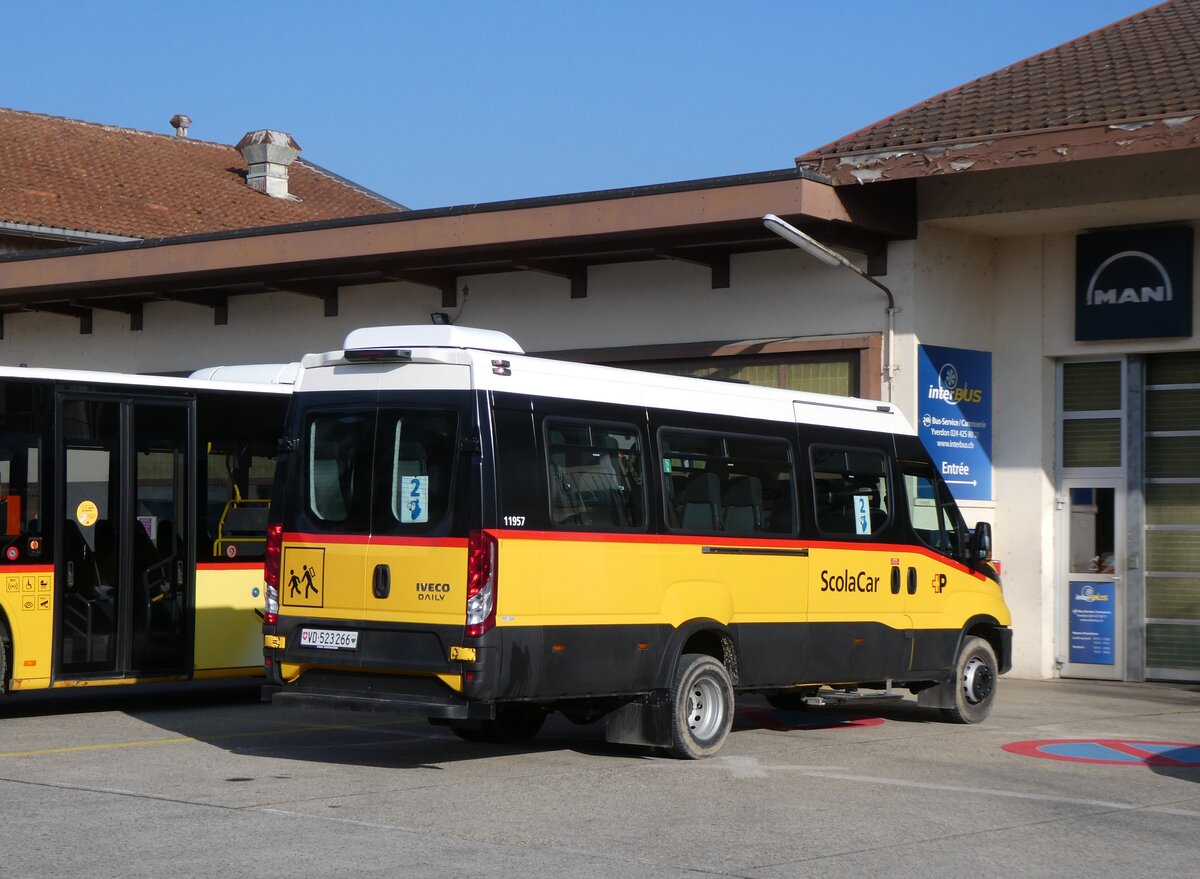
[917,344,993,503]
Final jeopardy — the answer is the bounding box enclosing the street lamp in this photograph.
[762,213,897,401]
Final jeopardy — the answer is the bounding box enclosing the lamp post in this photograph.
[762,213,897,402]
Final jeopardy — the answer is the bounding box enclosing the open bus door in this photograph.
[56,394,192,678]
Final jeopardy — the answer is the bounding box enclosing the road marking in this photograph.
[1003,738,1200,767]
[645,755,1200,816]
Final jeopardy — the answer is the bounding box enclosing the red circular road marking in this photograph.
[735,706,885,732]
[1003,739,1200,767]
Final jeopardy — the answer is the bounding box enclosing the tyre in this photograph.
[667,653,735,759]
[941,635,998,724]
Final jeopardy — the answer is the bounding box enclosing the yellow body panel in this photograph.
[193,565,269,671]
[364,541,467,625]
[494,536,811,628]
[2,568,54,690]
[281,540,364,621]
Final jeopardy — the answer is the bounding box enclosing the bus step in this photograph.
[805,691,906,707]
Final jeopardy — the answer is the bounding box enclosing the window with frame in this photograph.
[660,429,795,535]
[811,445,890,537]
[379,409,459,530]
[903,466,966,557]
[306,409,375,531]
[545,420,644,530]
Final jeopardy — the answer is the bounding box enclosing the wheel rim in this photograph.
[962,656,994,704]
[686,674,726,742]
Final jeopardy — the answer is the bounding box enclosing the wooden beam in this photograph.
[657,248,731,289]
[516,259,588,299]
[270,280,340,318]
[88,298,145,331]
[28,304,93,334]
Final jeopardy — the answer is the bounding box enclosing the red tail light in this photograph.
[263,523,283,625]
[465,529,497,638]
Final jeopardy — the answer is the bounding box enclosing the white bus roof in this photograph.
[0,363,293,395]
[298,325,912,435]
[187,362,299,385]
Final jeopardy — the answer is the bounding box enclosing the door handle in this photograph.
[176,560,185,587]
[907,567,918,595]
[891,566,901,595]
[372,564,391,599]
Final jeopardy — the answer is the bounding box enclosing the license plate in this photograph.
[299,628,359,650]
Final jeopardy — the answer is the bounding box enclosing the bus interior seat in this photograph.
[723,476,763,532]
[559,447,629,527]
[679,472,721,531]
[213,501,269,557]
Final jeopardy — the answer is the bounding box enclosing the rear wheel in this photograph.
[667,653,734,759]
[941,636,998,724]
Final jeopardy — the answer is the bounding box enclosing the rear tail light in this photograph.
[264,523,282,625]
[465,529,497,638]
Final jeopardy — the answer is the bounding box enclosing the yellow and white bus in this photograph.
[0,364,290,695]
[262,326,1011,758]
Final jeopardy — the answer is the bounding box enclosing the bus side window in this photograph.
[903,467,964,556]
[811,445,890,537]
[0,434,45,560]
[545,420,644,531]
[660,430,795,536]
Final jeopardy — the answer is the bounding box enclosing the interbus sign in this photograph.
[917,345,992,502]
[1076,226,1193,341]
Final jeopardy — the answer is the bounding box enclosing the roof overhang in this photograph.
[0,169,914,330]
[799,113,1200,185]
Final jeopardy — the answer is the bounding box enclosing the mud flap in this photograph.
[605,693,671,747]
[916,679,955,710]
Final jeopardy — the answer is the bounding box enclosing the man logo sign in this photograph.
[1085,250,1172,305]
[1076,226,1192,341]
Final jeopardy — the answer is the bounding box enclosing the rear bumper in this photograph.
[262,684,494,719]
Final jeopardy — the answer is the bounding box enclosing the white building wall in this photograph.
[0,251,885,373]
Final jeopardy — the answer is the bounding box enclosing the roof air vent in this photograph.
[169,114,192,137]
[235,129,302,199]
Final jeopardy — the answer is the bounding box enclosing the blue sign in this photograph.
[917,345,992,502]
[1068,581,1116,665]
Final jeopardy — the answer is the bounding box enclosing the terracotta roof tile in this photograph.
[801,0,1200,159]
[0,108,403,238]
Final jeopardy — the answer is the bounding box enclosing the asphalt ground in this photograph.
[1,676,1198,878]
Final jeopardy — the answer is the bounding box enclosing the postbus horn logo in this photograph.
[1086,250,1173,306]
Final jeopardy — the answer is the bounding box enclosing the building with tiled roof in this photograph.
[799,0,1200,184]
[0,108,403,253]
[0,2,1197,691]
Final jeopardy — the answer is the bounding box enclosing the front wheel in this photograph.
[941,636,998,724]
[667,653,734,759]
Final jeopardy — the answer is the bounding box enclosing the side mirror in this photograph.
[969,521,992,562]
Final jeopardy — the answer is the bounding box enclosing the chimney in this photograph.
[170,114,192,137]
[235,129,302,199]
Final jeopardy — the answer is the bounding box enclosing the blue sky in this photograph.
[4,1,1160,209]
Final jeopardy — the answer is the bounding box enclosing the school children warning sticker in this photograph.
[281,547,325,609]
[1003,739,1200,767]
